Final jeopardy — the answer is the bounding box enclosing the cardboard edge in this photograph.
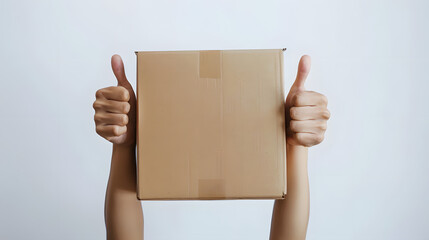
[279,49,287,199]
[138,195,286,201]
[135,52,142,201]
[134,48,287,54]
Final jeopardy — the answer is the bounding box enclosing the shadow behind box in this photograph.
[135,49,287,200]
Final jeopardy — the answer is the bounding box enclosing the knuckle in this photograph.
[321,122,328,131]
[322,109,331,119]
[314,134,324,144]
[294,133,302,142]
[95,89,103,98]
[92,101,101,110]
[294,92,304,104]
[289,120,298,131]
[289,107,297,119]
[119,87,130,101]
[94,113,101,123]
[112,126,120,136]
[318,121,327,131]
[121,114,129,125]
[122,102,131,113]
[95,126,102,135]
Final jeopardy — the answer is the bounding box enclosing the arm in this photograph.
[270,55,330,240]
[93,55,143,240]
[105,144,143,240]
[270,145,309,240]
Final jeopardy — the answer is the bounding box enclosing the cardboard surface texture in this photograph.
[136,49,286,200]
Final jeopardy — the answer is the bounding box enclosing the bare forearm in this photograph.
[105,144,143,240]
[270,144,309,240]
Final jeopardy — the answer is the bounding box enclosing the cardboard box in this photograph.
[136,49,286,200]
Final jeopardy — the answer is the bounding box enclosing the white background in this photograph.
[1,0,428,239]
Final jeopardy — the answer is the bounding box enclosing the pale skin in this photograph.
[93,54,330,240]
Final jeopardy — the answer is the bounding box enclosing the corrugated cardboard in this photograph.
[136,49,286,200]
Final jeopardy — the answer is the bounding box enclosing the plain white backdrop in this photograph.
[1,0,428,239]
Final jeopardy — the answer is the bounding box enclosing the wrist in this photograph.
[286,143,308,153]
[110,144,137,178]
[113,143,135,152]
[111,144,136,164]
[286,143,308,164]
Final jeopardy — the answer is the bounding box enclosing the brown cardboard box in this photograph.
[136,49,286,200]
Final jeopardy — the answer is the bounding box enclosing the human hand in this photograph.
[93,55,136,147]
[285,55,330,147]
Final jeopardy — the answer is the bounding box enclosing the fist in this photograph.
[93,55,136,146]
[285,55,330,147]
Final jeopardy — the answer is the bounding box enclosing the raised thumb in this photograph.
[111,54,130,87]
[291,55,311,91]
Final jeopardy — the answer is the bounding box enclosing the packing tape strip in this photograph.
[197,50,225,199]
